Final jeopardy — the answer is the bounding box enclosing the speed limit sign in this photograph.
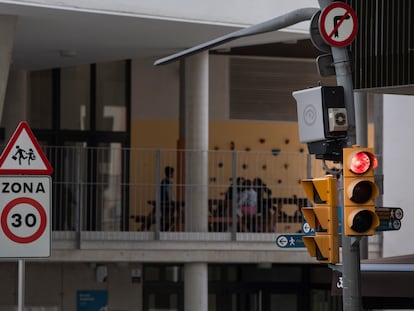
[0,176,51,258]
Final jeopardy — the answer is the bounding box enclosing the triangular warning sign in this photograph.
[0,121,53,175]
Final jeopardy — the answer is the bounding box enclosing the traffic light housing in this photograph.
[301,175,339,264]
[343,146,380,236]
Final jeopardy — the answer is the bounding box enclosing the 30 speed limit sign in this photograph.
[0,176,51,258]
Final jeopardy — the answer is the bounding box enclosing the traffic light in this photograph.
[301,175,339,264]
[343,146,380,236]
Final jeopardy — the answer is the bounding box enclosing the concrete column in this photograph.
[0,15,17,125]
[182,52,209,311]
[184,262,208,311]
[184,51,209,232]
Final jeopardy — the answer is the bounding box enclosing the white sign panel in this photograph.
[0,176,51,258]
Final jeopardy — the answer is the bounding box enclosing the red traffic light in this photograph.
[349,151,378,174]
[343,146,380,236]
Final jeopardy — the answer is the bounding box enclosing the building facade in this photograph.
[0,0,411,310]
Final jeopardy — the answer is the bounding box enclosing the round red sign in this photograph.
[1,197,47,244]
[319,2,358,47]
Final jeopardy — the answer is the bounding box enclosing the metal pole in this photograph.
[18,259,25,311]
[354,92,368,147]
[317,1,361,310]
[355,92,368,260]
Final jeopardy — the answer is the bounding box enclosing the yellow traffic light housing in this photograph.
[301,175,339,264]
[343,146,380,236]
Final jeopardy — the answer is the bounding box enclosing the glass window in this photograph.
[96,61,127,132]
[52,141,86,231]
[30,70,53,129]
[242,265,301,282]
[208,266,221,281]
[144,266,161,281]
[270,293,297,310]
[60,65,91,130]
[310,289,341,311]
[310,266,332,283]
[148,293,178,310]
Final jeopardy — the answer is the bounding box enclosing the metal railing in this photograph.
[44,146,326,235]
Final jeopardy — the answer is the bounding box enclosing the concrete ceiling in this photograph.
[1,2,313,70]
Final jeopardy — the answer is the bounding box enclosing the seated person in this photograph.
[237,179,257,217]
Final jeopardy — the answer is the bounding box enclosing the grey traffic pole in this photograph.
[355,92,369,260]
[317,1,361,310]
[18,259,25,311]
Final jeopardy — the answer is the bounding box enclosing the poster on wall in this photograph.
[77,290,108,311]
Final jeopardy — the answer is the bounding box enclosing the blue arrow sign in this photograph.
[376,219,401,231]
[275,234,306,248]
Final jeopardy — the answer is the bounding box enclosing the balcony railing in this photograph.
[45,146,325,237]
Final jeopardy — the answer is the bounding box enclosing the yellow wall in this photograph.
[129,120,374,224]
[131,119,374,152]
[130,120,309,215]
[131,120,306,152]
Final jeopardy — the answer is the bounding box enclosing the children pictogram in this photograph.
[12,146,36,166]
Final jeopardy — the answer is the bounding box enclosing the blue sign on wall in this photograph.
[77,290,108,311]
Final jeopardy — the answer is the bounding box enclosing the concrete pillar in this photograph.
[184,262,208,311]
[182,51,209,311]
[184,51,209,232]
[0,15,17,125]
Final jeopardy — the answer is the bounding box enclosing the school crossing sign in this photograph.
[0,122,52,258]
[0,121,53,175]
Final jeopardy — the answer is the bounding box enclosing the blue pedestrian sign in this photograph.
[275,234,306,248]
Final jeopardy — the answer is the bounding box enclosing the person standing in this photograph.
[144,166,177,231]
[253,177,272,215]
[160,166,175,205]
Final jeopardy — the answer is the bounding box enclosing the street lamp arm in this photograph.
[154,7,319,66]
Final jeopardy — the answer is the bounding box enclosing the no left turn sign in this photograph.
[0,176,51,258]
[319,2,358,47]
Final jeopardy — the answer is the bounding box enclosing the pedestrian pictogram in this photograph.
[319,2,358,47]
[0,176,51,258]
[275,234,306,248]
[0,121,53,175]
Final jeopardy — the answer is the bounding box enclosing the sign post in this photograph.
[0,121,53,311]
